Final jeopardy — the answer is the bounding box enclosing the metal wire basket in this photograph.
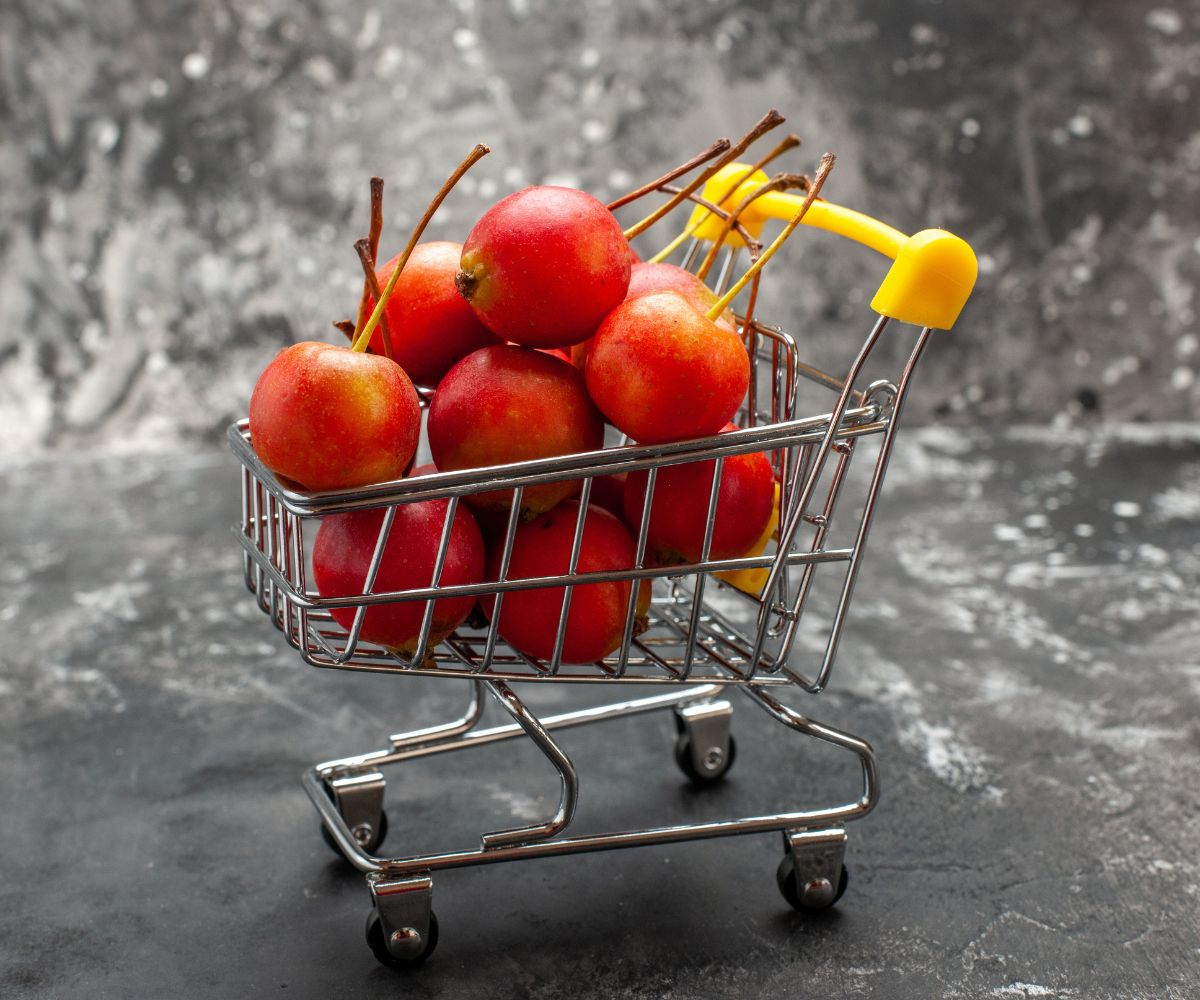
[230,165,976,967]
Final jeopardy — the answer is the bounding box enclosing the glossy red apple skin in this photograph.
[588,473,628,519]
[368,241,502,386]
[249,341,420,492]
[623,425,775,564]
[313,499,484,655]
[570,262,737,370]
[585,291,750,444]
[626,262,737,332]
[456,186,631,348]
[482,501,651,664]
[428,345,604,517]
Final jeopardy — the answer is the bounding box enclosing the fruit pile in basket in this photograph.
[247,111,832,665]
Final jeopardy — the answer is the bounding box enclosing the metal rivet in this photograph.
[801,877,835,909]
[389,926,422,957]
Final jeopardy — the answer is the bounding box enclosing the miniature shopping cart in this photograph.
[231,166,976,967]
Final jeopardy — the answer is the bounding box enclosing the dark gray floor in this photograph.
[2,426,1199,998]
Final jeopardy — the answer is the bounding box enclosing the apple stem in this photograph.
[351,177,385,340]
[696,172,811,281]
[606,138,731,212]
[352,143,490,353]
[621,109,785,241]
[654,185,761,258]
[706,152,835,321]
[332,319,356,340]
[649,133,801,265]
[353,238,396,360]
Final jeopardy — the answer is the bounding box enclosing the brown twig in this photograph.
[332,319,356,341]
[622,109,786,241]
[606,138,732,211]
[353,143,490,353]
[696,172,812,281]
[353,238,395,360]
[654,184,762,258]
[351,177,385,340]
[707,152,835,321]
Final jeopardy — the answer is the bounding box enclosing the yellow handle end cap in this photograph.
[870,229,977,330]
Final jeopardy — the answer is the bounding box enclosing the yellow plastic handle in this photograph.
[689,163,977,331]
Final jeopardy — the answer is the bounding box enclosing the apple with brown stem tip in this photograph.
[248,145,490,492]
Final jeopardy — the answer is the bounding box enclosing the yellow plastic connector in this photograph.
[691,162,977,331]
[869,229,977,331]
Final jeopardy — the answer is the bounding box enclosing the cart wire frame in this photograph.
[230,176,976,964]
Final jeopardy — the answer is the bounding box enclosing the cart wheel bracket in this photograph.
[675,699,733,778]
[328,770,387,851]
[781,827,847,910]
[368,870,434,961]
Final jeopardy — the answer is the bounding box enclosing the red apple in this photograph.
[570,261,738,370]
[456,186,631,348]
[626,262,737,332]
[482,501,651,663]
[313,498,484,655]
[588,472,628,519]
[623,425,775,563]
[585,290,749,444]
[428,345,604,518]
[249,341,420,492]
[367,241,502,385]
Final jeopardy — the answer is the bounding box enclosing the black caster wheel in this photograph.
[674,733,737,785]
[321,808,389,859]
[776,852,849,911]
[366,908,439,968]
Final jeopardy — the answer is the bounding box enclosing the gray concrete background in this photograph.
[1,0,1198,452]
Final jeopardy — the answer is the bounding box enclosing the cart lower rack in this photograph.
[232,169,975,967]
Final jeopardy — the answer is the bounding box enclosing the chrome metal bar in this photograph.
[481,486,524,672]
[387,679,486,752]
[749,315,891,671]
[738,684,878,818]
[409,495,460,667]
[251,477,266,609]
[237,531,855,611]
[768,440,855,644]
[812,327,934,692]
[318,683,725,778]
[340,504,397,663]
[479,681,577,848]
[228,409,888,518]
[617,466,658,677]
[549,479,593,673]
[713,246,739,298]
[681,457,724,678]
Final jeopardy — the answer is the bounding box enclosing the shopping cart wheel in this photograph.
[776,854,849,911]
[776,827,849,911]
[674,732,737,784]
[673,699,735,784]
[366,908,439,968]
[321,808,389,858]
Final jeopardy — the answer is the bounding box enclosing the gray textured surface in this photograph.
[2,427,1198,998]
[2,0,1199,452]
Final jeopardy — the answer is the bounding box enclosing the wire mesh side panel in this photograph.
[231,310,933,687]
